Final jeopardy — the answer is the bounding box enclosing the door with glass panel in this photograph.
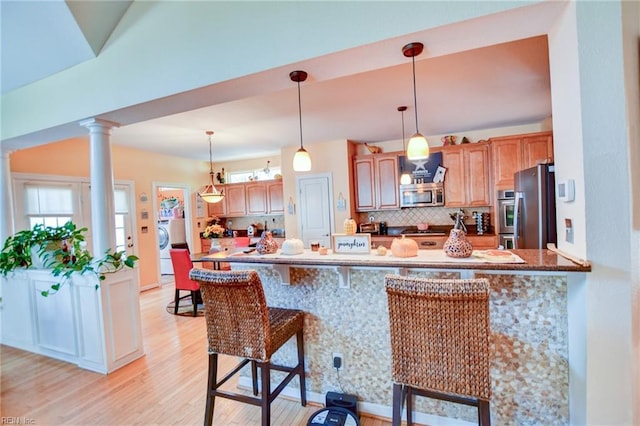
[81,183,136,256]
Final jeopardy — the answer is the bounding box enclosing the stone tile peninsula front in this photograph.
[196,249,588,425]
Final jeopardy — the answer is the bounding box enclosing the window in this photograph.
[227,166,282,183]
[23,183,78,229]
[13,175,136,257]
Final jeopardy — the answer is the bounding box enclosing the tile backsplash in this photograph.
[356,206,491,228]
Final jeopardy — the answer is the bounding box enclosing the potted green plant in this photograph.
[0,221,139,296]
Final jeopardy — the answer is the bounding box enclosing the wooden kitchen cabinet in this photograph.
[354,153,400,211]
[266,181,284,214]
[206,185,226,216]
[246,181,284,215]
[246,183,267,215]
[490,131,553,189]
[224,184,247,217]
[441,142,491,207]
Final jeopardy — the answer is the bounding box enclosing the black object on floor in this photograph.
[307,407,360,426]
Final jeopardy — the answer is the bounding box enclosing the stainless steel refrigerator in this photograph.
[514,164,557,249]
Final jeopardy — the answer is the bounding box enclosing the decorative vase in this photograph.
[256,231,279,254]
[343,218,357,235]
[208,239,222,254]
[443,229,473,258]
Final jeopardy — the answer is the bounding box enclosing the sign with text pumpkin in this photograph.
[398,152,443,183]
[331,233,371,254]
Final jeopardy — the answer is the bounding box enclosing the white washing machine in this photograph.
[158,218,186,274]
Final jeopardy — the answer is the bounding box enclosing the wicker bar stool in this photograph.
[189,269,306,426]
[385,275,491,426]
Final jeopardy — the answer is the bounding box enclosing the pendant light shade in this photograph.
[199,131,224,203]
[290,70,311,172]
[402,42,430,161]
[398,106,413,185]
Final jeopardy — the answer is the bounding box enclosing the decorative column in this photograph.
[0,151,15,245]
[80,118,120,257]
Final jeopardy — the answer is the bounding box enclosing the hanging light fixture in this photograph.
[398,106,413,185]
[199,131,224,203]
[290,70,311,172]
[402,42,430,160]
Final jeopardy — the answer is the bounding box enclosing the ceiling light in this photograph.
[290,70,311,172]
[199,131,224,203]
[402,42,430,161]
[398,106,413,185]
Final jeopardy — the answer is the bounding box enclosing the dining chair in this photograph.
[385,275,492,425]
[169,248,200,317]
[189,268,306,426]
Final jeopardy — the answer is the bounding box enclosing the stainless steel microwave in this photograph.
[399,183,445,207]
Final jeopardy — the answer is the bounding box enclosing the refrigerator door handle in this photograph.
[514,191,523,248]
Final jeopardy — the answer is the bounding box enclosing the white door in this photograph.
[297,174,333,248]
[81,182,137,257]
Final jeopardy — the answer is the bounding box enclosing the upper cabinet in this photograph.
[209,181,284,217]
[440,141,491,207]
[246,181,284,215]
[206,185,226,217]
[354,153,400,211]
[490,131,553,189]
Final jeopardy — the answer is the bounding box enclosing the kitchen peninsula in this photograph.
[197,248,589,425]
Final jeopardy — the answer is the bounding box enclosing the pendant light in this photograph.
[402,42,430,160]
[199,131,224,203]
[398,106,413,185]
[290,70,311,172]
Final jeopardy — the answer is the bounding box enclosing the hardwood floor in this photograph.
[1,282,393,425]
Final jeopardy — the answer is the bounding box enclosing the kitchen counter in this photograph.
[191,249,588,424]
[197,248,590,272]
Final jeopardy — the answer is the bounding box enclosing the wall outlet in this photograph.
[332,352,343,370]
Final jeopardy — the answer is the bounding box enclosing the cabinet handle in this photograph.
[420,241,437,247]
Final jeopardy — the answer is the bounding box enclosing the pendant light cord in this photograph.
[412,55,419,134]
[297,81,304,149]
[400,108,406,173]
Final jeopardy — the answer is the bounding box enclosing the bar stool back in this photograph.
[189,269,306,426]
[385,275,491,425]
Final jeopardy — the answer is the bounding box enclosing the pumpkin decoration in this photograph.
[390,235,419,258]
[281,238,304,255]
[256,231,279,254]
[343,218,357,235]
[376,245,388,256]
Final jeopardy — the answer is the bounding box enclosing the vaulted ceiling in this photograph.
[1,1,553,162]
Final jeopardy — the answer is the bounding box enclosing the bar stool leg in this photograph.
[260,361,271,426]
[296,330,307,406]
[251,361,259,396]
[478,399,491,426]
[204,354,218,426]
[392,383,403,426]
[406,386,413,425]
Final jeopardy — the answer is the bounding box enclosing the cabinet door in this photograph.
[466,143,491,206]
[491,138,521,189]
[442,147,465,207]
[225,184,246,217]
[246,183,267,215]
[376,156,400,209]
[522,133,554,169]
[206,185,226,216]
[354,158,375,211]
[266,182,284,214]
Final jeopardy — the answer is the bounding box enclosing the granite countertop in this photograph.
[195,248,591,272]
